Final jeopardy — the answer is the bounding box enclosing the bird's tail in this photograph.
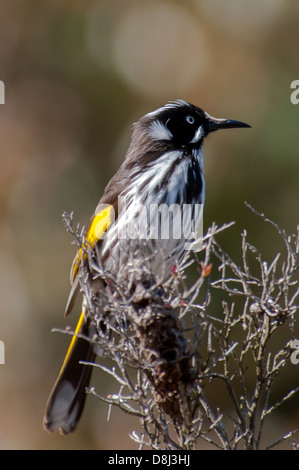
[43,312,96,434]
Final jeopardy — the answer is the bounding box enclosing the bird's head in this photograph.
[138,99,250,151]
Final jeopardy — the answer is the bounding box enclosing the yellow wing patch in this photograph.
[71,204,114,282]
[61,207,115,371]
[87,204,114,246]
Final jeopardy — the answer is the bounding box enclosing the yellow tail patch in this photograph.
[60,311,85,374]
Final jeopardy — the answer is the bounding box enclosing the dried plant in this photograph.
[59,203,299,450]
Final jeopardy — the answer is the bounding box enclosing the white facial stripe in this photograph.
[145,100,190,119]
[190,125,204,144]
[148,120,173,141]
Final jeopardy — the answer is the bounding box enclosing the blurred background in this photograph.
[0,0,298,449]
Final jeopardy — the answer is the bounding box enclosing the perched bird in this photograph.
[43,100,250,434]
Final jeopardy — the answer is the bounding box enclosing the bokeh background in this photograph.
[0,0,298,450]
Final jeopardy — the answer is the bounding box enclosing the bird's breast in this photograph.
[99,149,205,278]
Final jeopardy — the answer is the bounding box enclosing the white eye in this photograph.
[186,115,195,124]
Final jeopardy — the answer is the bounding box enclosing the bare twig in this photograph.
[59,206,299,449]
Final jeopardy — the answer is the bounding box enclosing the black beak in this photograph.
[206,114,251,133]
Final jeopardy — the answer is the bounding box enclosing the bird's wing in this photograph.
[64,203,115,317]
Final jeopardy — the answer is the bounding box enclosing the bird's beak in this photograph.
[206,113,251,133]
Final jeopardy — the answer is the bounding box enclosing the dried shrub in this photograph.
[58,204,299,449]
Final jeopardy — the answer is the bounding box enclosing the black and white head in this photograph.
[130,99,250,156]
